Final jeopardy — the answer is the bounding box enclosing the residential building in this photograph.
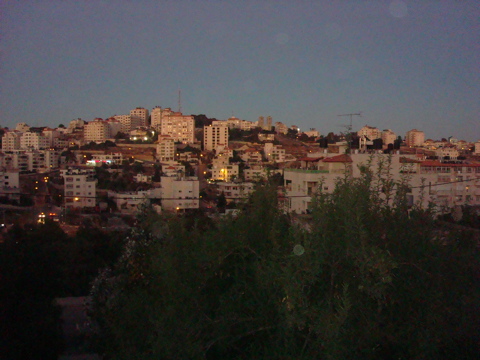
[84,119,110,143]
[275,122,288,134]
[211,164,239,182]
[130,107,149,128]
[87,153,123,166]
[61,167,97,209]
[358,125,381,140]
[113,114,136,133]
[264,143,285,162]
[217,182,255,203]
[161,175,199,211]
[15,123,30,132]
[160,110,195,144]
[20,131,49,150]
[151,106,165,131]
[2,130,22,151]
[382,129,397,147]
[244,166,282,181]
[406,129,425,147]
[204,123,229,151]
[436,146,459,161]
[225,116,256,130]
[156,135,175,162]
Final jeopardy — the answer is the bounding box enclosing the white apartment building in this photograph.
[382,129,397,147]
[156,135,175,162]
[303,129,320,138]
[475,141,480,155]
[225,116,256,131]
[15,123,30,132]
[0,170,20,189]
[61,167,97,209]
[436,146,459,161]
[42,128,60,147]
[160,111,195,144]
[20,131,49,150]
[264,143,286,162]
[2,131,22,151]
[67,119,86,133]
[151,106,173,132]
[161,163,186,177]
[161,175,199,211]
[130,107,149,128]
[406,129,425,147]
[217,182,255,203]
[244,166,283,181]
[204,123,229,151]
[84,119,109,143]
[0,151,29,172]
[283,153,480,214]
[211,164,239,182]
[275,122,289,134]
[357,125,381,140]
[240,148,263,163]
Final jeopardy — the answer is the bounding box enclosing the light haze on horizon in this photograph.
[1,1,479,141]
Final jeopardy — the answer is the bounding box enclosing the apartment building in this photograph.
[357,125,381,140]
[406,129,425,147]
[225,116,256,131]
[151,106,165,131]
[243,166,282,181]
[156,135,175,162]
[204,123,229,151]
[217,182,255,203]
[2,130,22,151]
[84,119,109,143]
[20,131,49,150]
[275,122,289,134]
[87,153,123,166]
[61,167,97,209]
[264,143,286,162]
[382,129,397,147]
[211,164,239,182]
[159,110,195,144]
[283,152,480,214]
[160,175,199,211]
[130,107,149,128]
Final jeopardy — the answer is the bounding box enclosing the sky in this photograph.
[1,0,479,141]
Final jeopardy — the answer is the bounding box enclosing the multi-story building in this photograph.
[264,143,285,162]
[160,175,199,211]
[2,130,22,151]
[406,129,425,147]
[436,146,459,161]
[42,128,60,148]
[357,125,381,140]
[475,140,480,155]
[382,129,397,147]
[160,110,195,144]
[87,153,123,166]
[156,135,175,162]
[151,106,165,132]
[130,107,149,128]
[225,116,256,131]
[283,152,480,214]
[211,164,239,182]
[60,167,97,209]
[217,182,255,203]
[204,123,229,151]
[275,122,289,134]
[243,166,282,181]
[84,119,110,143]
[15,123,30,132]
[20,131,49,150]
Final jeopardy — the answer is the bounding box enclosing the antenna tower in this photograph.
[178,89,182,113]
[337,112,362,132]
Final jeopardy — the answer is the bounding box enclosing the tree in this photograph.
[89,169,480,359]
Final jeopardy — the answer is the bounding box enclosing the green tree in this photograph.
[89,169,480,359]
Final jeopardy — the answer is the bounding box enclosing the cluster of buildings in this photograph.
[1,106,479,220]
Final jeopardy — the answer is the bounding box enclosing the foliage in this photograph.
[89,166,479,359]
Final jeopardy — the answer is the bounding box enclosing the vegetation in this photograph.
[89,165,479,359]
[0,220,124,359]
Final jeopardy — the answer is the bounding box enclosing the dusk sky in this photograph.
[1,1,479,141]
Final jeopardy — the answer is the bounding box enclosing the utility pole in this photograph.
[338,112,362,152]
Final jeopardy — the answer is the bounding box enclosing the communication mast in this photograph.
[337,112,362,132]
[178,89,182,113]
[338,112,362,151]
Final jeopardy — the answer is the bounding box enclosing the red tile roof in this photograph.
[322,154,353,163]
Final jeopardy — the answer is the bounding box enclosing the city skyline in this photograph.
[1,1,479,141]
